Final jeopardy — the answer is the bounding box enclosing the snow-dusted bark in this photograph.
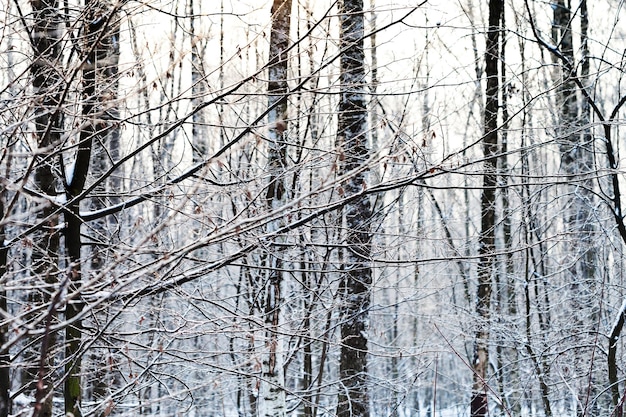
[258,2,291,417]
[471,0,503,416]
[336,1,372,417]
[189,0,209,162]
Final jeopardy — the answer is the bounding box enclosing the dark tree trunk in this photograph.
[29,1,63,414]
[552,1,597,414]
[65,2,120,415]
[336,1,372,417]
[609,302,626,417]
[553,0,595,285]
[471,0,503,416]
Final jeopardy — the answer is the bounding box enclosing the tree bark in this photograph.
[609,300,626,417]
[553,0,596,287]
[471,0,503,416]
[259,2,291,417]
[552,1,597,413]
[86,0,120,409]
[65,2,120,415]
[29,1,63,414]
[336,1,372,417]
[189,0,209,162]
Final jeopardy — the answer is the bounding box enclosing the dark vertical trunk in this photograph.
[336,1,371,417]
[609,303,625,417]
[65,3,120,415]
[471,0,503,416]
[552,1,597,413]
[63,98,89,417]
[29,1,63,414]
[554,0,595,277]
[553,2,595,289]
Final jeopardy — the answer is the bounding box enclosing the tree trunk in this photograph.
[259,2,292,417]
[552,1,597,413]
[609,300,626,417]
[189,0,209,162]
[29,1,63,414]
[496,7,521,414]
[65,2,120,415]
[553,0,596,296]
[86,0,120,410]
[336,1,372,417]
[471,0,503,416]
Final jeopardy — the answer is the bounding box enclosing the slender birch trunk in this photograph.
[189,0,209,162]
[259,2,292,416]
